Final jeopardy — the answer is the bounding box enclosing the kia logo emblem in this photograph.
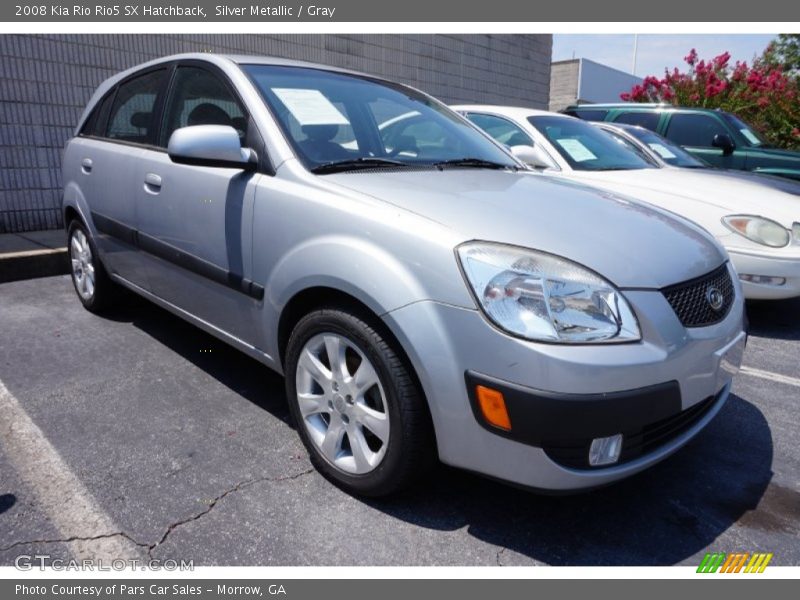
[706,286,725,311]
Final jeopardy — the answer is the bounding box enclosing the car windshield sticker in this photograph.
[272,88,349,126]
[739,128,761,145]
[556,138,596,162]
[648,143,677,159]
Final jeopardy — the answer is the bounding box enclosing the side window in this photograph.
[162,66,247,146]
[80,92,114,137]
[106,69,168,145]
[665,113,728,147]
[568,109,609,122]
[613,111,660,131]
[465,113,534,147]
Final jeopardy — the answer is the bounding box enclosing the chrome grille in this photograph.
[662,264,734,327]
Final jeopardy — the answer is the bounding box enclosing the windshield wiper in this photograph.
[432,157,517,171]
[310,157,410,174]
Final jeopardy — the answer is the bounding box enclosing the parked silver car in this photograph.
[62,54,746,496]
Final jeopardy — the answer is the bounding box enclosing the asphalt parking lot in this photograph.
[0,275,798,566]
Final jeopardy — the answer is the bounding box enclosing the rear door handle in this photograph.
[144,173,162,193]
[81,158,93,173]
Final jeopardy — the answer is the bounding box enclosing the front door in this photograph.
[663,112,745,169]
[135,65,263,348]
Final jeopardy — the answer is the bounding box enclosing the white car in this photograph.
[594,121,800,198]
[453,105,800,300]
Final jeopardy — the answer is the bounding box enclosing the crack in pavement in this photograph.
[1,468,315,560]
[147,468,315,559]
[0,531,148,554]
[496,546,507,566]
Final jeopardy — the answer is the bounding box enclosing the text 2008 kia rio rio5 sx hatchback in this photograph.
[62,54,746,496]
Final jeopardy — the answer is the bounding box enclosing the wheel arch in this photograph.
[277,285,438,450]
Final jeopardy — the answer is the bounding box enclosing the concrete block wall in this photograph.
[0,34,552,233]
[549,59,580,112]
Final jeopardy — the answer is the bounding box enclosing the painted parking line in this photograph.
[740,366,800,389]
[0,378,143,561]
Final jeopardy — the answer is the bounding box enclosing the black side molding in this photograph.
[91,211,264,301]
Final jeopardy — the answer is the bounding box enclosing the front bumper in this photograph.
[728,248,800,300]
[382,267,746,491]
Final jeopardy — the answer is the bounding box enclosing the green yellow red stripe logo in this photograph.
[697,552,773,573]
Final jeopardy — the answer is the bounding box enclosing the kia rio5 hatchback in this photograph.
[62,54,746,496]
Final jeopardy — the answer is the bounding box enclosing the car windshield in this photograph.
[721,112,766,147]
[624,127,709,168]
[528,115,653,171]
[243,65,518,173]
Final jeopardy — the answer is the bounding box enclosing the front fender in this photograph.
[260,234,459,364]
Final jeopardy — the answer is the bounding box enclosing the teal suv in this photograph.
[565,103,800,181]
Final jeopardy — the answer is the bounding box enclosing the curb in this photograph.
[0,247,70,284]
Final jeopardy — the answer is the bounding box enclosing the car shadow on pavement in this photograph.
[365,393,774,565]
[99,293,774,566]
[746,297,800,340]
[100,294,290,423]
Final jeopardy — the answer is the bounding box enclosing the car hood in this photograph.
[714,169,800,196]
[325,168,725,289]
[566,168,800,228]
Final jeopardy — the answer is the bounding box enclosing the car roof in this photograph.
[565,103,721,113]
[105,52,383,87]
[77,53,411,134]
[451,105,572,120]
[593,121,648,133]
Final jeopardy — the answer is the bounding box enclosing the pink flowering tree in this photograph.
[621,46,800,150]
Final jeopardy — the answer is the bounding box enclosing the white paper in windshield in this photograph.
[647,143,677,159]
[556,138,596,162]
[740,128,761,145]
[272,88,349,126]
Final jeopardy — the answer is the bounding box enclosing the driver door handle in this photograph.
[144,173,162,193]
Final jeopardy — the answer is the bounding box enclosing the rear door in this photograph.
[79,67,170,288]
[662,111,745,169]
[134,62,264,347]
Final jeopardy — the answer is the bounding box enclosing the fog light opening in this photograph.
[589,434,623,466]
[739,274,786,286]
[475,385,511,431]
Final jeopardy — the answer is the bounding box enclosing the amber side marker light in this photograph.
[476,385,512,431]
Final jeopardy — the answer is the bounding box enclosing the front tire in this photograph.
[285,308,434,497]
[67,220,116,312]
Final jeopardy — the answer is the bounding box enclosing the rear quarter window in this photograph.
[80,92,114,137]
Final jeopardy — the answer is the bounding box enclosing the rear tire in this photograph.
[67,220,117,313]
[285,308,435,497]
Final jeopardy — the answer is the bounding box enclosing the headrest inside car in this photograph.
[130,112,151,129]
[301,124,340,141]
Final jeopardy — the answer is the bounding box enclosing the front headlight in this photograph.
[457,242,640,343]
[722,215,790,248]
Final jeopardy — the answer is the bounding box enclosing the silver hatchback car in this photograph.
[62,53,747,496]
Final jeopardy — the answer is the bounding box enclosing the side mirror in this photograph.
[168,125,257,170]
[510,144,555,170]
[712,133,735,156]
